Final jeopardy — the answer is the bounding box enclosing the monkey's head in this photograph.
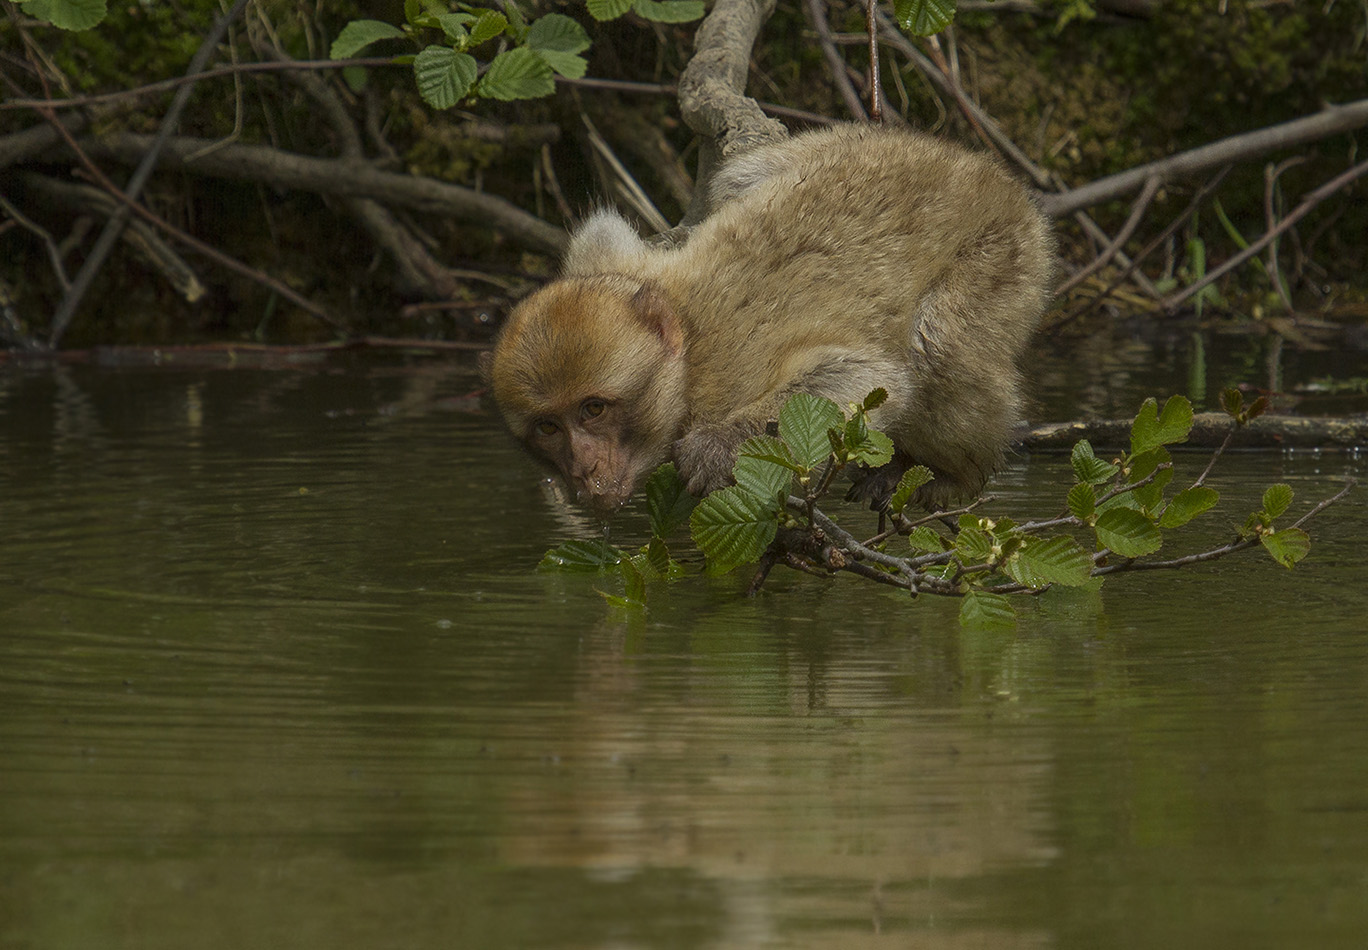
[485,275,688,515]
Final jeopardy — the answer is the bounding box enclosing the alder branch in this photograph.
[1042,99,1368,217]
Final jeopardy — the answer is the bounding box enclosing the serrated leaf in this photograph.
[469,10,509,44]
[733,457,792,506]
[1130,394,1194,456]
[907,525,948,553]
[501,0,528,38]
[893,0,955,37]
[330,19,407,59]
[862,387,889,411]
[620,557,647,602]
[889,465,935,514]
[1246,395,1269,421]
[849,427,895,468]
[1094,507,1163,558]
[531,49,588,79]
[955,526,993,564]
[539,538,626,572]
[413,47,477,109]
[1067,482,1096,521]
[959,590,1016,630]
[738,435,804,473]
[20,0,107,31]
[632,0,705,22]
[779,393,845,469]
[1129,447,1173,512]
[478,46,555,101]
[1158,486,1219,528]
[1006,536,1093,589]
[586,0,633,19]
[525,12,591,52]
[1220,387,1243,418]
[639,537,672,577]
[645,463,695,537]
[1260,527,1310,568]
[433,12,472,42]
[689,485,780,574]
[1262,483,1293,519]
[1071,439,1118,486]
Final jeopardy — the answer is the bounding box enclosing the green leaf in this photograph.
[862,387,889,411]
[1005,536,1093,589]
[1260,527,1310,568]
[330,19,407,59]
[434,12,473,42]
[539,538,626,572]
[501,0,528,39]
[478,46,556,100]
[413,47,478,109]
[619,557,647,602]
[531,50,588,79]
[734,437,796,503]
[586,0,633,19]
[737,435,804,474]
[525,13,591,52]
[1130,395,1194,457]
[959,590,1016,630]
[907,525,948,554]
[955,526,994,564]
[1262,483,1294,520]
[638,537,672,577]
[690,485,780,574]
[1094,507,1163,558]
[779,393,845,469]
[1071,439,1119,486]
[848,425,895,468]
[1220,387,1243,418]
[893,0,955,37]
[645,463,695,538]
[889,465,934,514]
[19,0,107,30]
[1066,482,1096,522]
[1158,486,1219,529]
[468,9,509,44]
[632,0,706,22]
[1129,447,1172,513]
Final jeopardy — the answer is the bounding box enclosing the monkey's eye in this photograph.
[535,420,559,436]
[581,399,607,420]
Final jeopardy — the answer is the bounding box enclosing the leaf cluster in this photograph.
[330,0,701,108]
[541,387,1346,627]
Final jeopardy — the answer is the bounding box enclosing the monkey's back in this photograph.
[651,124,1054,502]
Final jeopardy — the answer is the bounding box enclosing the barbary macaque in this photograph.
[485,123,1054,515]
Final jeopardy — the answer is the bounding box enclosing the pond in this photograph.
[1,341,1365,949]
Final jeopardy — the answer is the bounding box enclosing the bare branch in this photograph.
[1043,99,1368,217]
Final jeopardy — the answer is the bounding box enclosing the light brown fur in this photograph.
[487,124,1054,514]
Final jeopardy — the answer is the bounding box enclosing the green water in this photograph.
[1,356,1365,949]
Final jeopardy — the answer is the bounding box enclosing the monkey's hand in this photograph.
[674,422,757,497]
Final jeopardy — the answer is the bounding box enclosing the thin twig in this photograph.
[1054,174,1160,298]
[804,0,868,119]
[1161,157,1368,311]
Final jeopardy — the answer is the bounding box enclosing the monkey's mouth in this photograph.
[575,476,634,515]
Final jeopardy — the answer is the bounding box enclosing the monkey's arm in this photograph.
[674,348,911,496]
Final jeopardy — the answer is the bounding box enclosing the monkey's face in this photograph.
[488,277,688,515]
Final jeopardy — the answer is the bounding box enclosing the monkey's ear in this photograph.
[631,283,683,357]
[477,349,494,384]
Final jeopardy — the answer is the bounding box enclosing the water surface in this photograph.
[1,354,1365,949]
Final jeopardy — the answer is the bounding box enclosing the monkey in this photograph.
[484,123,1055,517]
